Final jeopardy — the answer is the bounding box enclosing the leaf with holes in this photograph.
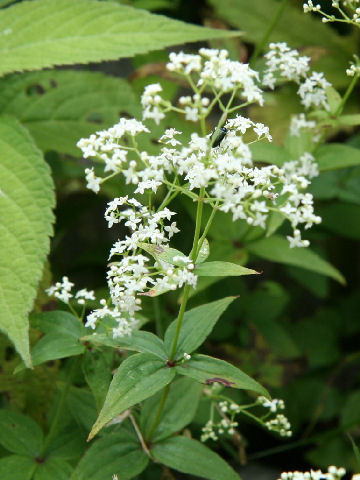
[0,116,54,367]
[0,70,140,156]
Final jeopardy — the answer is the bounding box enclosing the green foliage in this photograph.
[0,117,54,367]
[0,0,240,76]
[316,144,360,171]
[0,410,43,456]
[195,261,259,277]
[0,455,35,480]
[89,353,175,439]
[176,354,269,397]
[0,71,140,156]
[152,436,240,480]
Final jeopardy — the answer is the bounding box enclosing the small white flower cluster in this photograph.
[263,43,331,111]
[346,57,360,76]
[265,413,292,437]
[201,417,238,442]
[290,113,316,137]
[304,0,360,25]
[46,276,95,305]
[257,396,285,412]
[279,466,346,480]
[219,400,242,414]
[141,48,264,125]
[84,197,196,336]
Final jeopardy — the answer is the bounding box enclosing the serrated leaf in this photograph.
[88,353,175,440]
[15,311,85,373]
[247,235,345,284]
[0,0,240,76]
[0,116,54,367]
[0,410,43,456]
[195,261,259,277]
[152,436,240,480]
[141,377,202,441]
[176,353,269,397]
[0,455,35,480]
[34,458,73,480]
[164,297,236,357]
[81,330,167,359]
[316,144,360,171]
[0,70,140,156]
[71,431,148,480]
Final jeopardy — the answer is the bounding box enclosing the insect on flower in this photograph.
[211,127,228,148]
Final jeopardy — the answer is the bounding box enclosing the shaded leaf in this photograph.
[152,436,240,480]
[0,116,54,367]
[88,353,175,439]
[0,455,35,480]
[316,144,360,171]
[34,457,73,480]
[0,410,43,456]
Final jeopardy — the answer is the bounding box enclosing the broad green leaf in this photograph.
[15,311,85,372]
[0,71,139,156]
[0,0,240,76]
[196,238,210,264]
[82,350,112,411]
[0,116,54,367]
[338,114,360,126]
[67,387,98,432]
[152,436,240,480]
[81,330,167,359]
[164,297,236,357]
[326,86,342,115]
[316,144,360,171]
[318,202,360,240]
[247,235,345,284]
[34,457,73,480]
[0,455,35,480]
[88,353,175,439]
[141,377,202,441]
[138,242,188,267]
[250,142,291,167]
[0,410,43,456]
[71,432,148,480]
[195,261,259,277]
[266,211,285,237]
[176,354,269,397]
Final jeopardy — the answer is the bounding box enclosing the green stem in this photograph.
[250,0,289,66]
[153,296,163,337]
[146,384,170,441]
[335,73,360,117]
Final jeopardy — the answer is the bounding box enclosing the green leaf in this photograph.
[138,242,188,267]
[250,142,291,167]
[196,238,210,264]
[0,410,43,456]
[141,377,202,441]
[266,211,285,237]
[340,391,360,427]
[152,436,240,480]
[318,202,360,240]
[0,116,54,367]
[338,114,360,126]
[67,387,98,432]
[15,311,85,373]
[81,330,167,359]
[325,86,342,115]
[82,350,112,411]
[247,235,345,284]
[71,431,148,480]
[0,71,140,156]
[0,0,240,76]
[176,354,269,397]
[316,144,360,171]
[34,457,73,480]
[195,261,259,277]
[88,353,175,440]
[348,435,360,471]
[0,455,35,480]
[164,297,236,357]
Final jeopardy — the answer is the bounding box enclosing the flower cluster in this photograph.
[46,276,95,306]
[201,417,238,442]
[290,113,316,137]
[263,43,331,111]
[278,466,346,480]
[265,413,292,437]
[304,1,360,27]
[257,396,285,412]
[346,56,360,76]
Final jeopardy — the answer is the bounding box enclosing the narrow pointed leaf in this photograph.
[88,353,175,440]
[138,242,188,267]
[247,235,345,284]
[0,0,241,76]
[196,238,210,264]
[176,354,269,397]
[0,116,54,367]
[164,297,236,357]
[152,436,240,480]
[81,330,167,359]
[195,261,259,277]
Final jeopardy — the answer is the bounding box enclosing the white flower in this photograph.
[298,71,331,110]
[85,168,101,194]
